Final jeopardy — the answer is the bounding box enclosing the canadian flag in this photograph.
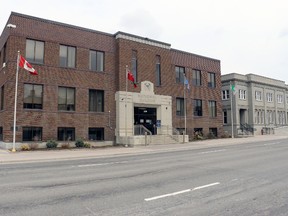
[19,55,38,75]
[127,70,137,88]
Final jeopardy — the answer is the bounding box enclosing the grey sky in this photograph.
[1,0,288,81]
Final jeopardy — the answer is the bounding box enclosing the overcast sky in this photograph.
[1,0,288,82]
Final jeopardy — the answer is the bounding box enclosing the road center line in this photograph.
[197,149,226,154]
[74,161,129,168]
[263,142,281,146]
[144,182,220,201]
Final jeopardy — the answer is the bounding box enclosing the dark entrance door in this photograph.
[134,107,157,135]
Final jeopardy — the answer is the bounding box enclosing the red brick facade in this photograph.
[0,12,223,143]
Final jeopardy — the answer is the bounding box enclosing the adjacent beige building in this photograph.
[222,73,288,136]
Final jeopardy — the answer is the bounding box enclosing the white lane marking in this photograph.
[145,189,191,201]
[74,161,129,168]
[263,142,281,146]
[192,182,220,191]
[145,182,220,201]
[197,149,226,154]
[231,178,238,182]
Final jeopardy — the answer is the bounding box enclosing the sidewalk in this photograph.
[0,135,287,164]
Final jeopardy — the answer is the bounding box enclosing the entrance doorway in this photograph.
[134,107,157,134]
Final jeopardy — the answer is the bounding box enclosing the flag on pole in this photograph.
[231,84,236,95]
[127,70,137,88]
[19,55,38,75]
[184,77,190,90]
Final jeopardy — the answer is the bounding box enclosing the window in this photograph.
[222,90,230,100]
[255,91,262,101]
[132,50,138,82]
[26,39,44,64]
[58,127,75,141]
[208,72,216,88]
[89,128,104,141]
[192,69,201,86]
[176,97,184,116]
[23,84,43,109]
[0,43,7,66]
[266,92,273,102]
[223,110,228,124]
[0,127,2,141]
[155,55,161,86]
[58,87,75,111]
[208,100,217,117]
[22,127,42,141]
[59,45,76,68]
[89,50,104,71]
[277,94,283,103]
[89,89,104,112]
[193,99,202,116]
[0,85,4,110]
[175,66,185,83]
[209,128,218,137]
[239,89,246,100]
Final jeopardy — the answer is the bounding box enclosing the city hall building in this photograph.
[0,12,223,149]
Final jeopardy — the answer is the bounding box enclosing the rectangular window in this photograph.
[89,50,104,71]
[58,87,75,111]
[60,45,76,68]
[0,127,2,141]
[208,72,216,88]
[22,127,42,141]
[208,100,217,117]
[277,94,283,103]
[239,89,246,100]
[23,84,43,109]
[223,110,228,124]
[132,50,138,82]
[176,97,184,116]
[0,43,7,67]
[255,91,262,101]
[193,99,202,116]
[89,128,104,141]
[266,92,273,102]
[89,89,104,112]
[58,127,75,141]
[26,39,44,64]
[175,66,185,83]
[209,128,218,137]
[155,55,161,86]
[192,69,201,86]
[0,85,4,110]
[222,90,230,100]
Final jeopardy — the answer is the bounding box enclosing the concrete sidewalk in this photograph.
[0,135,287,164]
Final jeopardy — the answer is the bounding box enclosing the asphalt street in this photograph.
[0,137,288,215]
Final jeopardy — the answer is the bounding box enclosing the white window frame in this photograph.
[255,91,262,101]
[239,89,246,100]
[266,93,273,102]
[277,94,283,103]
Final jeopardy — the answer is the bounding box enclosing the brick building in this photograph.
[0,12,222,148]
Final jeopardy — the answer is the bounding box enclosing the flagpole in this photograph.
[184,73,187,136]
[125,65,128,147]
[12,51,20,152]
[230,82,234,138]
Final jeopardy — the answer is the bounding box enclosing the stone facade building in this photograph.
[222,73,288,136]
[0,12,222,148]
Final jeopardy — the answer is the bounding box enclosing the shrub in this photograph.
[75,138,84,148]
[84,142,91,148]
[46,140,58,148]
[21,144,30,151]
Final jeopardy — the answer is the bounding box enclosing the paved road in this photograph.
[1,138,288,215]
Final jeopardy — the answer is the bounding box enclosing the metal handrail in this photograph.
[134,124,152,136]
